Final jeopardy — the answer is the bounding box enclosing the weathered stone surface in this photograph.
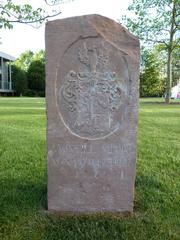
[45,14,140,213]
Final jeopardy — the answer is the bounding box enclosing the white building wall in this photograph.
[171,81,180,99]
[0,52,15,92]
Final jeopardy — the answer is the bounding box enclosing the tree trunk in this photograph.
[165,0,176,104]
[165,49,172,104]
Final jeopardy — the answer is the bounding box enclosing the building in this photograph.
[0,51,16,94]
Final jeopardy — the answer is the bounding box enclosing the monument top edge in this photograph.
[45,14,139,43]
[46,14,116,23]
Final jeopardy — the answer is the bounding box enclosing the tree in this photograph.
[27,59,45,96]
[140,49,164,97]
[172,42,180,86]
[0,0,71,29]
[155,42,180,88]
[12,49,45,96]
[122,0,180,103]
[14,50,34,71]
[33,49,45,63]
[12,65,27,96]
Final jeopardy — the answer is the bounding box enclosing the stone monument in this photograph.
[46,14,140,213]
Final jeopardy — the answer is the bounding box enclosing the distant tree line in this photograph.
[140,48,164,97]
[12,50,45,97]
[140,44,179,98]
[12,46,179,98]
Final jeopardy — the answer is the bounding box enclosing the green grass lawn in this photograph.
[0,97,179,240]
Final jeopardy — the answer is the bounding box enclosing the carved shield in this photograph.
[56,39,130,139]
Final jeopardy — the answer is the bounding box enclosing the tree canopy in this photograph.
[124,0,179,46]
[12,65,28,96]
[14,50,34,71]
[12,50,45,96]
[0,0,71,29]
[122,0,180,103]
[140,49,164,97]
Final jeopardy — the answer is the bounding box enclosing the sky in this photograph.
[0,0,132,58]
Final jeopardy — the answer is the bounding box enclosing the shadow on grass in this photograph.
[43,206,163,240]
[0,178,47,223]
[136,173,166,191]
[0,174,171,240]
[0,172,167,220]
[135,173,169,212]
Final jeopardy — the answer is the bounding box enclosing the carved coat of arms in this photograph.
[58,41,128,139]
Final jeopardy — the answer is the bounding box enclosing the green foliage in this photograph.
[140,50,165,97]
[122,0,179,45]
[155,42,180,88]
[33,49,45,63]
[122,0,180,103]
[0,97,179,239]
[27,60,45,96]
[13,50,45,96]
[12,65,27,96]
[0,0,64,29]
[15,50,34,71]
[172,43,180,86]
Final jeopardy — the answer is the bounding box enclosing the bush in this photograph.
[27,60,45,94]
[24,89,36,97]
[12,65,27,96]
[140,51,165,97]
[12,50,45,97]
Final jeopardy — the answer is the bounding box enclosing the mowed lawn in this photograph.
[0,97,179,240]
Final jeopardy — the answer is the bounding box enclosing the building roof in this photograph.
[0,51,16,61]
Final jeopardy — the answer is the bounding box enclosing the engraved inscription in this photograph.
[57,40,129,139]
[55,143,134,154]
[49,142,134,177]
[51,155,129,178]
